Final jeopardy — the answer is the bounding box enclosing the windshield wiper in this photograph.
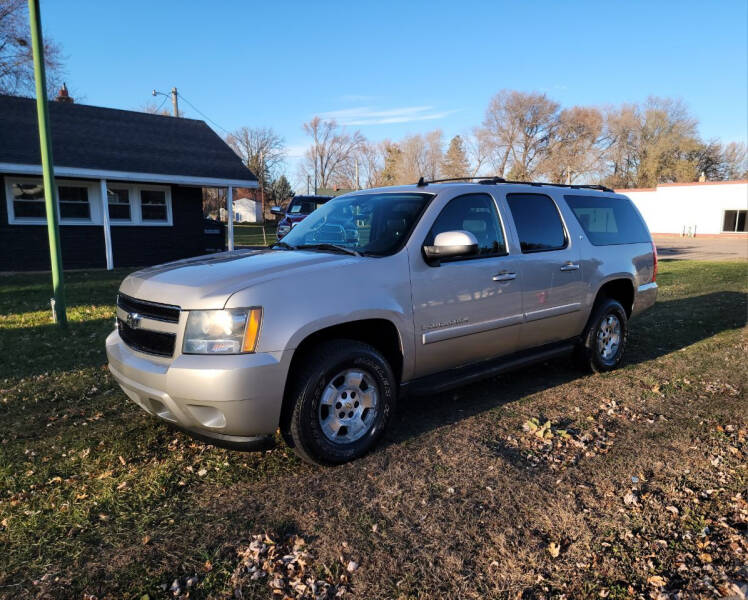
[271,241,296,250]
[296,243,361,257]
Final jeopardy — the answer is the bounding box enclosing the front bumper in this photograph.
[106,330,289,443]
[632,281,658,317]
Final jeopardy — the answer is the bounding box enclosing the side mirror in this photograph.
[270,206,283,215]
[423,230,479,264]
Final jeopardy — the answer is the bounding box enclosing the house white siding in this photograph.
[232,197,263,223]
[619,181,748,236]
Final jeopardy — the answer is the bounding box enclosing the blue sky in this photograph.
[43,0,747,180]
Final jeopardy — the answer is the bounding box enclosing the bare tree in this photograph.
[0,0,64,96]
[464,127,494,176]
[482,90,560,179]
[302,117,365,190]
[602,97,702,188]
[226,126,286,186]
[542,106,604,183]
[720,141,748,180]
[392,130,443,184]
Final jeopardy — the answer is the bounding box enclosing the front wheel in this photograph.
[575,297,628,373]
[287,340,396,465]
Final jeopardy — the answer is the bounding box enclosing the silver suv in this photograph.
[106,180,658,465]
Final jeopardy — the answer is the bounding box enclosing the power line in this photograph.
[153,94,168,114]
[178,92,230,135]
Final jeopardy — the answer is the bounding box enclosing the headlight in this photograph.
[183,308,262,354]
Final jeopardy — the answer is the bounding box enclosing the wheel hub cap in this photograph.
[318,369,379,444]
[597,314,621,360]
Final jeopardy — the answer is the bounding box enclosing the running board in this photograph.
[402,340,576,397]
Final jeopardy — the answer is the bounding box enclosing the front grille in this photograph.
[117,318,176,357]
[117,293,180,323]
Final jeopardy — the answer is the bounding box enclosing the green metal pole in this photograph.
[28,0,66,327]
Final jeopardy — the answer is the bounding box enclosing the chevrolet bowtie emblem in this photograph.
[126,312,142,329]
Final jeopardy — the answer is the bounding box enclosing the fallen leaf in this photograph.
[647,575,666,588]
[548,542,560,558]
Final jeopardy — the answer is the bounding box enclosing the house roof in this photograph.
[0,94,257,187]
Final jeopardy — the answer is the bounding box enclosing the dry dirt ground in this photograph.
[0,260,746,600]
[653,235,748,261]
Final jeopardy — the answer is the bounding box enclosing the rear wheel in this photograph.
[576,297,628,373]
[287,340,396,465]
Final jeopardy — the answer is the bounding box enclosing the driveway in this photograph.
[653,235,747,261]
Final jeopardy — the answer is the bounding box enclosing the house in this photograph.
[232,196,262,223]
[0,93,257,271]
[618,180,748,237]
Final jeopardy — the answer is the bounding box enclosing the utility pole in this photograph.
[259,150,265,226]
[307,175,311,195]
[313,145,318,194]
[171,87,179,117]
[28,0,66,327]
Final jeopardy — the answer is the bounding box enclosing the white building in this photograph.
[228,197,262,223]
[619,180,748,236]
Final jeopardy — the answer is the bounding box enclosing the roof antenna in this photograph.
[416,177,426,187]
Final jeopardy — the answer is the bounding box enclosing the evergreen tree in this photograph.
[270,175,293,207]
[441,135,470,179]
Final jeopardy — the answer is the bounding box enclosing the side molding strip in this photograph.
[422,313,524,345]
[524,302,581,323]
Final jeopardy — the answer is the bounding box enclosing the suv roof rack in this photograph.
[415,176,614,193]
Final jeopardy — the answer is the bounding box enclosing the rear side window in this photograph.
[565,195,650,246]
[506,193,567,253]
[424,193,506,259]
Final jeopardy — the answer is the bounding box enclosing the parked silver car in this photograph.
[106,179,658,465]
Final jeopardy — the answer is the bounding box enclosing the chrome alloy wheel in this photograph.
[318,369,379,444]
[597,314,622,361]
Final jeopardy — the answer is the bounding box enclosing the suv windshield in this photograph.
[278,192,432,256]
[287,196,330,214]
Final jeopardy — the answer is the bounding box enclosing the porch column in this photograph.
[99,179,113,270]
[227,185,234,251]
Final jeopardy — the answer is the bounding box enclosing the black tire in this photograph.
[575,297,628,373]
[287,339,396,466]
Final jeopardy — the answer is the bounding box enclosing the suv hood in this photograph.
[119,249,354,309]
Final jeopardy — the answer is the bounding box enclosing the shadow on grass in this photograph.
[384,291,747,447]
[0,317,114,380]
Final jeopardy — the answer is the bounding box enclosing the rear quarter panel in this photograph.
[561,191,656,318]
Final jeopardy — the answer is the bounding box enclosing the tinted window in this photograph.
[424,194,506,259]
[506,193,566,253]
[565,195,650,245]
[288,197,330,214]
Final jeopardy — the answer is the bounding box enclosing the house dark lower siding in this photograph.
[0,94,258,271]
[0,176,205,271]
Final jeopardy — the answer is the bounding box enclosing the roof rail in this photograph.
[415,176,613,193]
[416,176,505,186]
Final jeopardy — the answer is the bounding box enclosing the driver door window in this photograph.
[423,193,507,260]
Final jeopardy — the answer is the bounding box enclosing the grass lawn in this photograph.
[0,260,746,599]
[232,224,277,247]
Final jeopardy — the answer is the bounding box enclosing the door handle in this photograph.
[560,262,580,271]
[493,271,517,282]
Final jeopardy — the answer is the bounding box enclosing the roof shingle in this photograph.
[0,94,256,183]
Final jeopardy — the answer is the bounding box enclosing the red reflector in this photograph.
[651,242,658,283]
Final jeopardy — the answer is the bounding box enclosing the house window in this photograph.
[723,210,747,233]
[58,185,91,220]
[10,182,46,219]
[107,187,131,221]
[140,189,168,222]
